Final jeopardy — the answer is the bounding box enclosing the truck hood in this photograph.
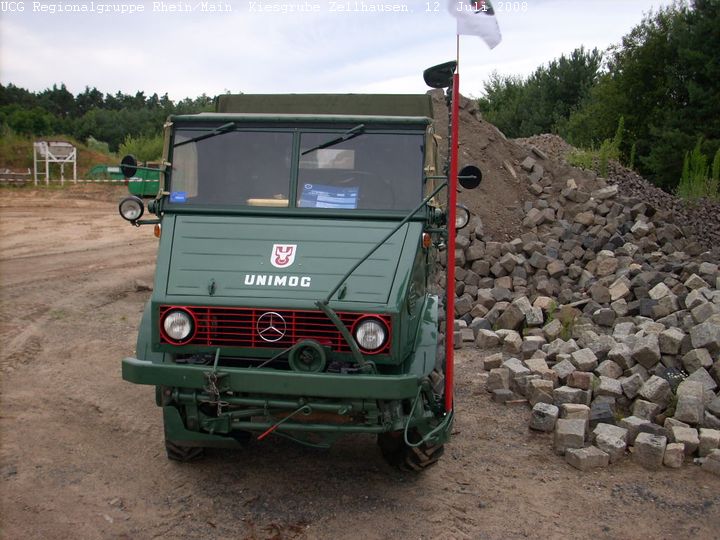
[164,214,417,305]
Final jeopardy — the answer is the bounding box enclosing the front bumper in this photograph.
[122,357,451,447]
[122,357,420,400]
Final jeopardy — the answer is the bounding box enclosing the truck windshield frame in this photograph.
[166,123,426,213]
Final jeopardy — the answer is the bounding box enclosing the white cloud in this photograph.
[0,0,677,100]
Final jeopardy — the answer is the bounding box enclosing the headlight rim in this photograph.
[455,204,471,230]
[351,315,389,354]
[118,195,145,222]
[160,307,197,345]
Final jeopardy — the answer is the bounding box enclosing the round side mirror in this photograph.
[455,204,471,230]
[120,154,138,178]
[458,165,482,190]
[119,196,145,223]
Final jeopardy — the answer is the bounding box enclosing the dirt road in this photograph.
[1,186,719,539]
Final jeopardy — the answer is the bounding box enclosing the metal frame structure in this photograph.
[33,141,77,185]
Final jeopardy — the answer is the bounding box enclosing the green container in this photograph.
[127,161,161,198]
[88,164,125,180]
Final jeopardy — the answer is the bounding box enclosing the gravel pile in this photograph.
[515,134,720,250]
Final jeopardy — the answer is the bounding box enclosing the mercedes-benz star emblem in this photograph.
[256,312,287,342]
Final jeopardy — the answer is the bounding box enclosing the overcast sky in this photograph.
[0,0,676,100]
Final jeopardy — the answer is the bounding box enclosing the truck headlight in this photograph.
[119,196,144,222]
[455,204,471,230]
[162,309,194,342]
[353,317,388,352]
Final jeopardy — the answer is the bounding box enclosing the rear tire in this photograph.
[377,430,444,472]
[165,439,205,462]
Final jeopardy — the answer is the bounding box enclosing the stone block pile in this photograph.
[448,159,720,474]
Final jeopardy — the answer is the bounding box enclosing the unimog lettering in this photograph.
[118,83,480,470]
[244,274,312,287]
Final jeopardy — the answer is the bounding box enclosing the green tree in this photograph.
[38,83,75,118]
[564,1,720,190]
[6,107,54,135]
[478,46,602,138]
[0,82,234,151]
[75,86,104,116]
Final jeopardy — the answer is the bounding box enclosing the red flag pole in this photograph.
[444,35,460,413]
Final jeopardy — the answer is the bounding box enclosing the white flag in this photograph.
[448,1,502,49]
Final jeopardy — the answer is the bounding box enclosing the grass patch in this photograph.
[676,139,719,201]
[566,116,624,178]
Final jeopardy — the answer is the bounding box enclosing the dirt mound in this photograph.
[514,133,574,163]
[431,92,598,242]
[429,90,529,241]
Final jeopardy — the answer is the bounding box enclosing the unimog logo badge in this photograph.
[271,244,297,268]
[256,312,287,342]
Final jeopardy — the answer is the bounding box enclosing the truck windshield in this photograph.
[169,126,424,210]
[298,131,423,210]
[171,129,294,207]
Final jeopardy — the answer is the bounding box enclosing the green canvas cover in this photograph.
[215,94,433,118]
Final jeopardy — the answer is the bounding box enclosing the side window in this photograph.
[170,133,199,201]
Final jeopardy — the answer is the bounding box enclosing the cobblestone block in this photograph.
[638,375,672,407]
[592,423,628,443]
[554,418,587,455]
[632,399,662,421]
[486,367,511,392]
[595,434,626,463]
[699,428,720,457]
[619,416,651,444]
[571,348,598,372]
[529,402,559,432]
[567,371,593,391]
[634,433,667,470]
[663,442,685,468]
[702,449,720,475]
[565,446,609,471]
[670,426,699,456]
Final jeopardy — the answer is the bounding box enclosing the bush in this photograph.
[567,116,624,177]
[676,139,718,201]
[86,136,110,154]
[567,148,594,170]
[118,133,163,162]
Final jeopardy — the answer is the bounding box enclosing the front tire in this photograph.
[377,430,444,472]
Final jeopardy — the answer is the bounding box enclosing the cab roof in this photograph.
[215,93,433,118]
[170,112,430,126]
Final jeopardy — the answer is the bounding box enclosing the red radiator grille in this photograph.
[159,305,392,354]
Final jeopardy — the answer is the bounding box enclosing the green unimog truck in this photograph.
[119,86,478,471]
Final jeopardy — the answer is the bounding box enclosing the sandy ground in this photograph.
[1,185,719,540]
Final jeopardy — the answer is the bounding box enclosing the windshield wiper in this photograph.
[174,122,236,147]
[301,124,365,155]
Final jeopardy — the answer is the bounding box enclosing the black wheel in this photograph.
[165,439,205,462]
[377,430,444,472]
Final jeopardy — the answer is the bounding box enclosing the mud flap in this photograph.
[163,406,241,449]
